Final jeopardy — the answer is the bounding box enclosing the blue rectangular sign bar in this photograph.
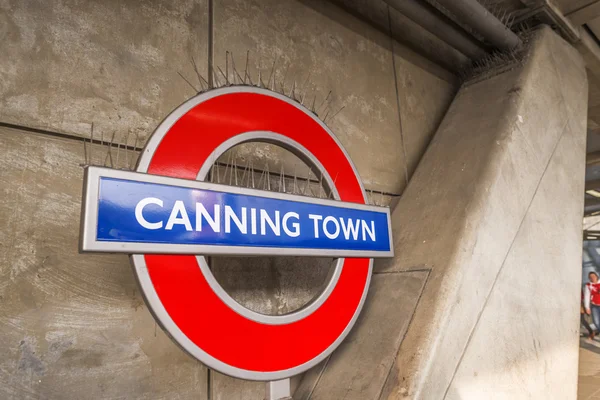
[80,167,394,258]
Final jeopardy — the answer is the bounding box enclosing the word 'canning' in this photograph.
[135,198,377,241]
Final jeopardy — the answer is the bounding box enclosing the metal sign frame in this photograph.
[80,166,393,257]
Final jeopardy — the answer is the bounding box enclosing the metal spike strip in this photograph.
[178,71,199,93]
[227,150,234,186]
[257,164,266,190]
[176,53,350,126]
[229,52,244,84]
[280,165,286,193]
[115,141,121,169]
[190,56,207,91]
[90,123,94,165]
[82,131,89,166]
[265,163,271,191]
[280,63,290,96]
[131,132,139,170]
[293,164,298,195]
[243,50,251,85]
[268,57,278,91]
[329,172,339,199]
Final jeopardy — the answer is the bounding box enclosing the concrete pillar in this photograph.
[301,26,587,399]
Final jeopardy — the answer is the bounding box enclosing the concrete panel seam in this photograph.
[305,355,331,400]
[441,115,571,400]
[547,37,588,113]
[0,121,142,151]
[377,269,432,400]
[374,268,433,275]
[387,5,410,188]
[207,368,212,400]
[0,121,400,199]
[208,0,214,88]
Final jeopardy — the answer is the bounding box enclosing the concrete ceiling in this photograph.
[494,0,600,215]
[551,0,600,211]
[343,0,600,214]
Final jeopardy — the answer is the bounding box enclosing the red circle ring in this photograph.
[131,87,372,380]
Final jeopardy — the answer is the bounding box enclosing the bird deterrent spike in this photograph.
[226,51,230,84]
[292,164,298,195]
[90,123,94,165]
[131,132,139,169]
[318,172,323,198]
[330,105,345,122]
[100,128,104,161]
[233,157,239,186]
[229,52,244,84]
[265,163,271,191]
[241,159,250,186]
[115,141,120,169]
[190,56,207,91]
[268,57,278,91]
[230,51,238,84]
[82,131,88,165]
[280,64,290,95]
[103,131,116,168]
[318,90,332,112]
[280,165,286,193]
[258,167,266,190]
[212,67,223,87]
[108,131,116,168]
[300,71,312,105]
[322,109,331,124]
[178,71,199,93]
[243,50,251,85]
[217,66,228,85]
[302,167,311,195]
[329,172,339,199]
[256,55,263,88]
[227,151,234,186]
[215,163,221,184]
[123,130,130,170]
[291,80,297,100]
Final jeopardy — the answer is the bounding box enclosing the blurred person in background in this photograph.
[584,271,600,338]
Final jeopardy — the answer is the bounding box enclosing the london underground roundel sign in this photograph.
[79,86,393,380]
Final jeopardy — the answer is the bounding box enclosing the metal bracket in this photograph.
[267,379,292,400]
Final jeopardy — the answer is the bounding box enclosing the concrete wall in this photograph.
[0,0,456,398]
[373,26,586,399]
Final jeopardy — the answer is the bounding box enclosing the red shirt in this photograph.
[585,282,600,307]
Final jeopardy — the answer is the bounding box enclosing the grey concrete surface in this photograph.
[445,106,585,398]
[0,126,208,399]
[0,0,485,398]
[372,26,588,399]
[391,42,457,181]
[211,256,336,315]
[330,0,468,75]
[294,271,429,400]
[0,0,208,146]
[579,337,600,400]
[387,5,469,74]
[210,371,264,400]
